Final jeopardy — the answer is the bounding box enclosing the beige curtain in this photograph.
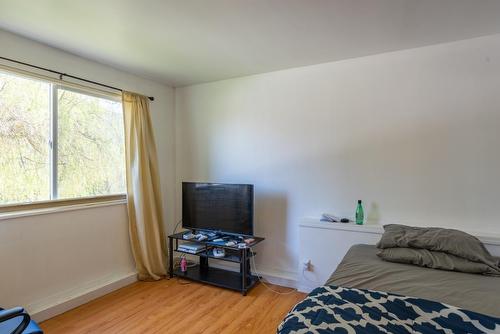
[122,91,167,281]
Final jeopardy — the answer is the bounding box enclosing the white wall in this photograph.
[175,34,500,280]
[0,205,134,315]
[0,29,175,317]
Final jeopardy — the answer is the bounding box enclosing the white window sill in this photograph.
[0,198,127,221]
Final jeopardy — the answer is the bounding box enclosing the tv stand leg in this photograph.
[200,256,208,271]
[241,249,247,295]
[168,237,174,278]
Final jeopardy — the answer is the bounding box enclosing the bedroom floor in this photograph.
[40,278,306,334]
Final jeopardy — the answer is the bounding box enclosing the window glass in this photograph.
[0,72,50,204]
[57,88,126,199]
[0,70,126,206]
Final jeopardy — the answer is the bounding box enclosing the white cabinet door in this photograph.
[297,219,383,293]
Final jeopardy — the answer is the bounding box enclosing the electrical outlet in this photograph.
[303,260,312,271]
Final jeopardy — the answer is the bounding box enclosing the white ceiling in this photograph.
[1,0,500,87]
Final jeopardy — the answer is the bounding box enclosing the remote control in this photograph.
[183,233,195,240]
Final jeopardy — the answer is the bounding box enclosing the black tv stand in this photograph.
[168,232,265,295]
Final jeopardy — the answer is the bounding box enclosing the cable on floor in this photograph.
[248,247,298,295]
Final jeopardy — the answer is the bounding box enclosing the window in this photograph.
[0,70,126,206]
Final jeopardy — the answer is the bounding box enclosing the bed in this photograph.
[278,244,500,333]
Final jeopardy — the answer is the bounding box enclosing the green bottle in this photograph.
[355,200,364,225]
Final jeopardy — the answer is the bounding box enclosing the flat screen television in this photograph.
[182,182,254,236]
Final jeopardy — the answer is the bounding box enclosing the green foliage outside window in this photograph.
[0,71,126,205]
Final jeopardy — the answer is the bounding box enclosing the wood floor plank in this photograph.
[40,278,306,334]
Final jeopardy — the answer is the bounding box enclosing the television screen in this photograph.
[182,182,254,236]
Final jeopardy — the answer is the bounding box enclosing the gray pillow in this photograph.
[377,247,500,276]
[376,224,499,269]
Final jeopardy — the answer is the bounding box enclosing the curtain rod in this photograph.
[0,56,154,101]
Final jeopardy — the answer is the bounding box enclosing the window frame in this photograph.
[0,67,127,213]
[0,194,127,215]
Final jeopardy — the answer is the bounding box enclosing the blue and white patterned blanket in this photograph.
[278,286,500,334]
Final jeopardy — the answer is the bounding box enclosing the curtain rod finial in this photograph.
[148,96,155,101]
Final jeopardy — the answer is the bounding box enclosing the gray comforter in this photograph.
[326,244,500,317]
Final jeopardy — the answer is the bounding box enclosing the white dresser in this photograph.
[297,217,500,293]
[297,218,384,292]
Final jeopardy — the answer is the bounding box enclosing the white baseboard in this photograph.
[296,284,315,294]
[254,267,298,289]
[30,272,137,323]
[209,261,299,289]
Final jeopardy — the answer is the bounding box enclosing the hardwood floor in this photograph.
[40,278,306,333]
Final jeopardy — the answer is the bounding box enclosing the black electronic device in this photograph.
[182,182,254,236]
